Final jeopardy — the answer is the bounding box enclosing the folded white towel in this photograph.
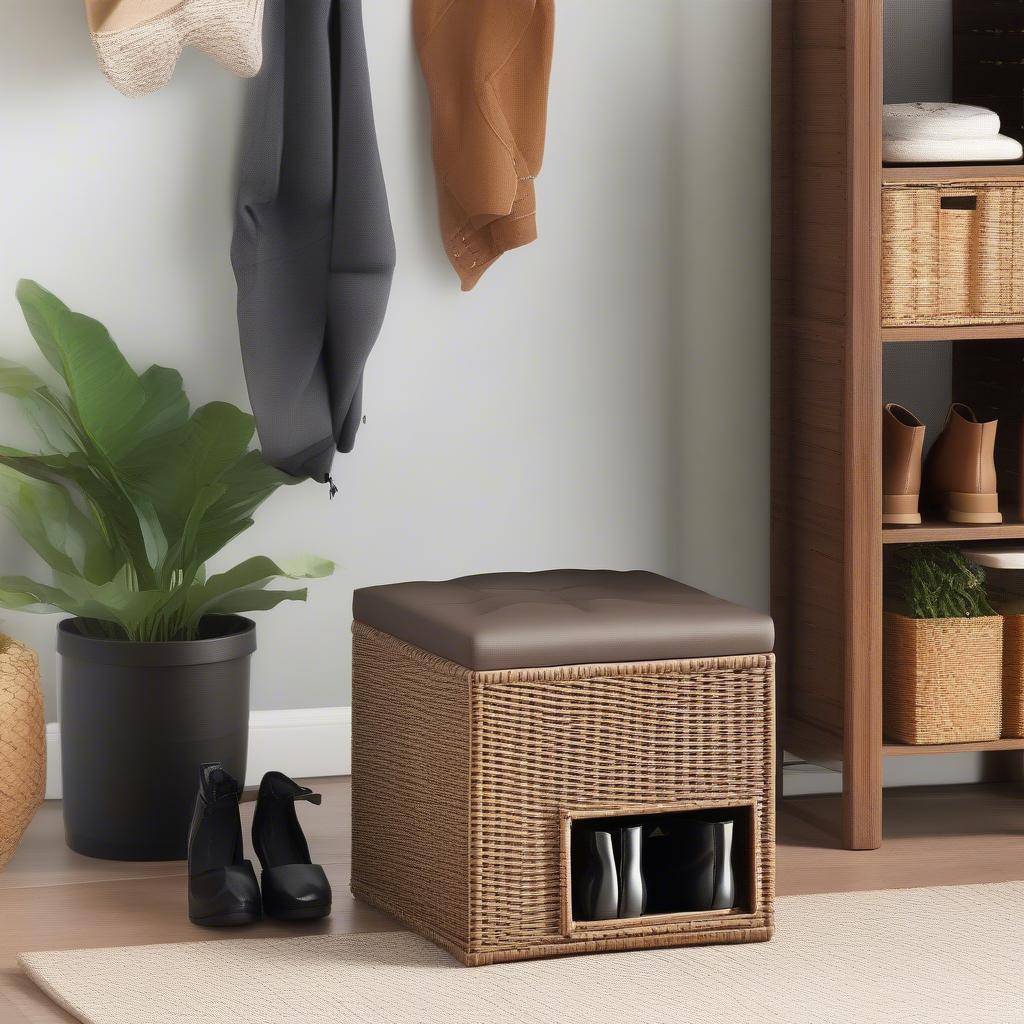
[883,102,1001,141]
[883,134,1023,165]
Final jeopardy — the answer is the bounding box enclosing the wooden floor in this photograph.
[1,779,1021,1022]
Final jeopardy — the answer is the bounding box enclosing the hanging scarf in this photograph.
[232,0,395,482]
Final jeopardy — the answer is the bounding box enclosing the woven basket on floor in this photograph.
[351,623,775,967]
[1000,615,1024,738]
[0,635,45,869]
[882,179,1024,328]
[883,612,1002,744]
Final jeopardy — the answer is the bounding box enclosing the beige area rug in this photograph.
[19,882,1024,1024]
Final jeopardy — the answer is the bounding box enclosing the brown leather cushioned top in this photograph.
[353,569,774,671]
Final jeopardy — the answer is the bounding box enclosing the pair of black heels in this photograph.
[187,763,331,927]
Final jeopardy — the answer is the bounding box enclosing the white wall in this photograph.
[884,0,952,104]
[2,1,986,797]
[0,1,686,715]
[673,1,771,614]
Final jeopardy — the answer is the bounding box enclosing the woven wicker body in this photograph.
[351,623,775,966]
[1000,615,1024,738]
[883,613,1002,744]
[0,636,45,870]
[882,180,1024,328]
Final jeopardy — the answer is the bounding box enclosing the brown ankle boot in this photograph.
[925,403,1002,524]
[883,404,926,524]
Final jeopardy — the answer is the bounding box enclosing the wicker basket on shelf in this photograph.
[883,612,1002,744]
[1000,615,1024,738]
[881,180,1024,328]
[0,635,45,869]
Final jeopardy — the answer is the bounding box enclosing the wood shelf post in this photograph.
[773,0,884,850]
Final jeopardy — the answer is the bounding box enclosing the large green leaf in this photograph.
[0,449,148,576]
[191,452,293,565]
[0,447,88,476]
[202,587,309,615]
[124,365,190,447]
[0,577,127,640]
[54,568,172,636]
[16,280,147,463]
[0,578,64,611]
[0,358,83,454]
[0,575,100,617]
[0,358,51,397]
[22,397,81,454]
[186,554,333,621]
[0,466,115,584]
[120,403,256,537]
[166,482,226,580]
[133,495,169,572]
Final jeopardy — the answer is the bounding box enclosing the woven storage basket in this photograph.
[351,623,775,966]
[881,179,1024,328]
[883,612,1002,744]
[0,635,45,869]
[1000,615,1024,738]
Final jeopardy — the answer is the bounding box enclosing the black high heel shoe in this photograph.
[187,763,261,927]
[252,772,332,921]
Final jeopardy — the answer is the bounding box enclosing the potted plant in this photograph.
[884,544,1001,745]
[0,281,333,860]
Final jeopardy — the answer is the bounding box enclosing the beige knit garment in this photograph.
[86,0,264,98]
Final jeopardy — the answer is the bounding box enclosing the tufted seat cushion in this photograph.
[352,569,774,671]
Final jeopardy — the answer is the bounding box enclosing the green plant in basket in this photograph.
[0,280,333,641]
[888,544,994,619]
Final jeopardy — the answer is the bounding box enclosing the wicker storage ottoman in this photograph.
[351,570,776,966]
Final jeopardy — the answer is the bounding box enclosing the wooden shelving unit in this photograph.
[883,737,1024,757]
[882,324,1024,343]
[882,517,1024,545]
[882,163,1024,184]
[772,1,1024,851]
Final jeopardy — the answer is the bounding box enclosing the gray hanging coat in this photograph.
[232,0,395,482]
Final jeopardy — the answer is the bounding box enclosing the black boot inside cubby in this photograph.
[569,805,752,924]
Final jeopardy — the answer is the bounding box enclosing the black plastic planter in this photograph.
[57,615,256,861]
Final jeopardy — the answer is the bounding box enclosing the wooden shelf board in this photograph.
[882,163,1024,184]
[882,516,1024,544]
[882,324,1024,343]
[883,737,1024,756]
[781,716,843,773]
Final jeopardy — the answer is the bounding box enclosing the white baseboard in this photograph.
[45,707,351,800]
[783,751,989,797]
